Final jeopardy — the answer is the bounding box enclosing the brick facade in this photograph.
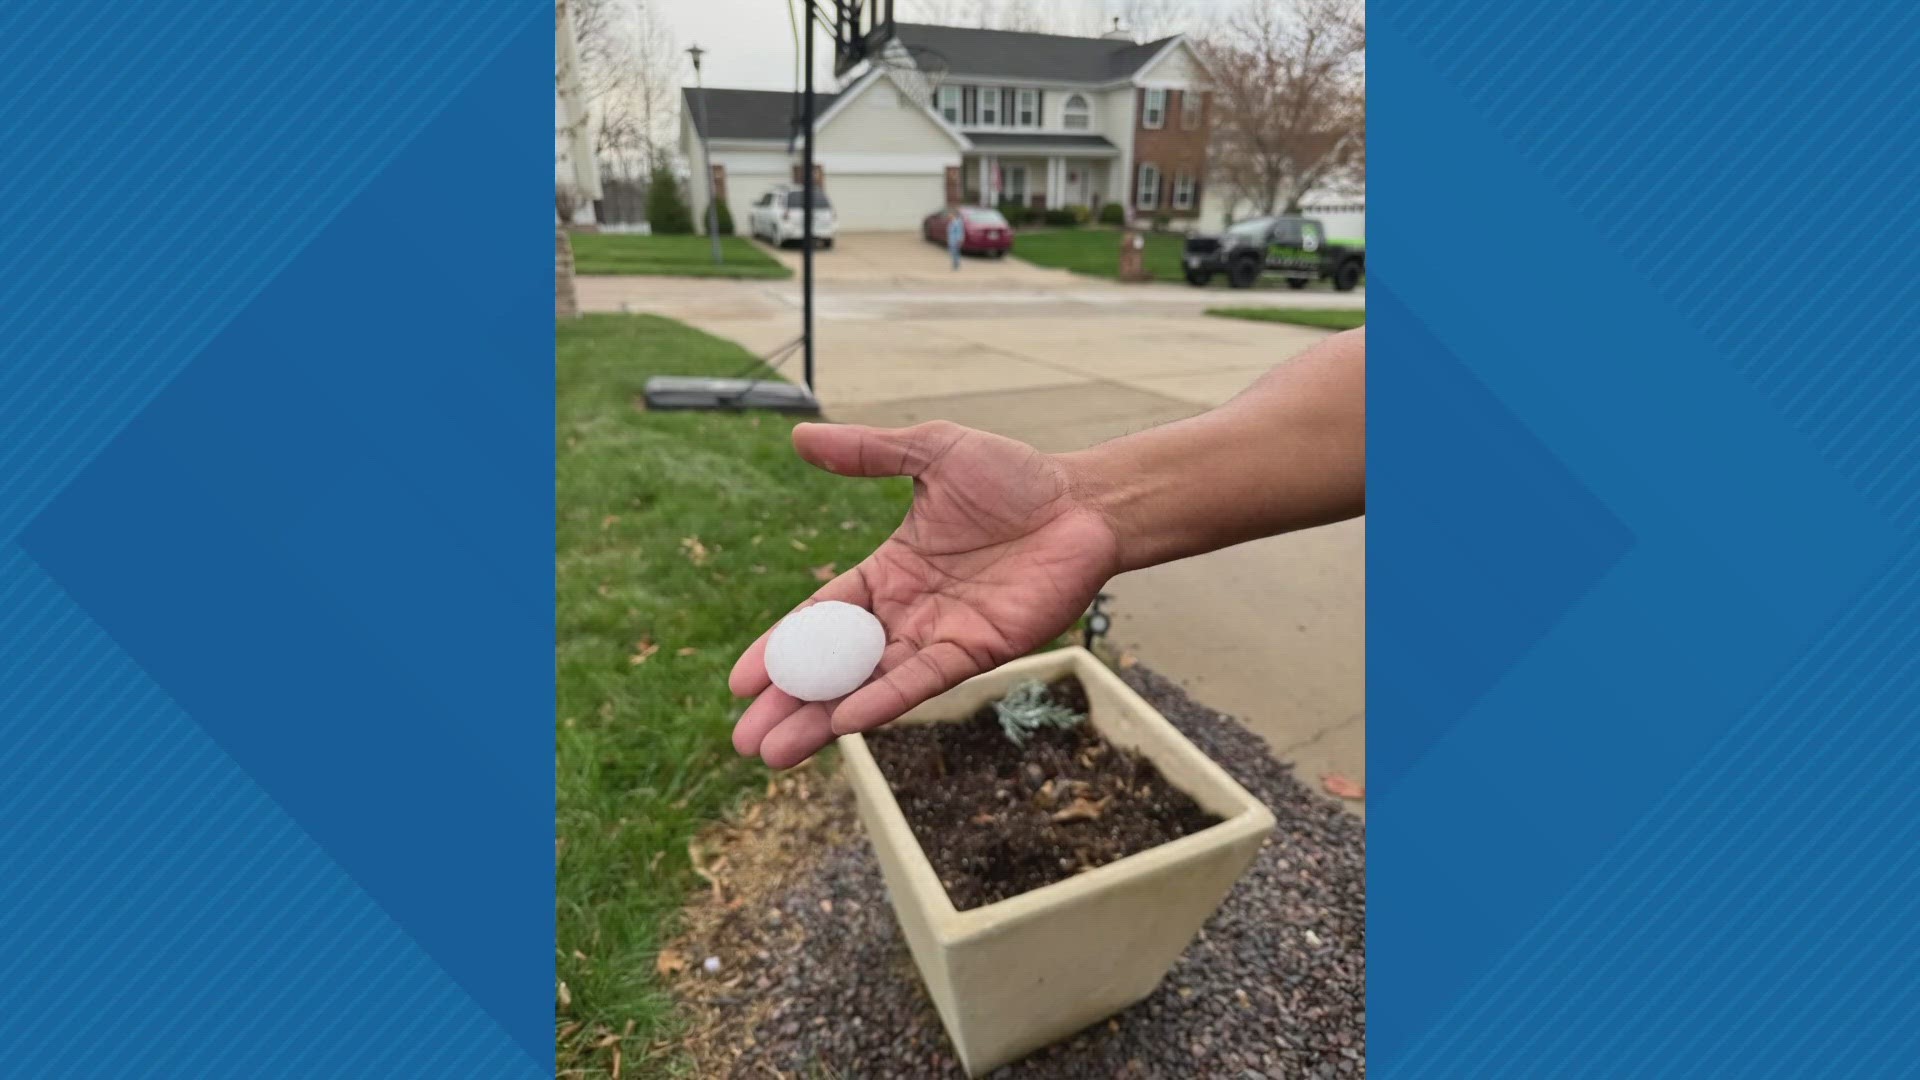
[1130,87,1209,219]
[945,165,962,206]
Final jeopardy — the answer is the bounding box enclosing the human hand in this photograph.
[729,421,1120,769]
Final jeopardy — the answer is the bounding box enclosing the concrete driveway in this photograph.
[579,231,1366,811]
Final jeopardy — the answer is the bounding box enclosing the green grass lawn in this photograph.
[1014,227,1365,288]
[1012,227,1187,282]
[568,232,791,279]
[1206,307,1367,331]
[557,314,909,1074]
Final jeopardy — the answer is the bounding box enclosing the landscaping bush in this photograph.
[705,198,734,236]
[996,200,1033,227]
[1098,202,1125,226]
[645,163,694,235]
[1043,208,1079,227]
[1066,203,1091,225]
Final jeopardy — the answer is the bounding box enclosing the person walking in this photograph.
[946,211,965,270]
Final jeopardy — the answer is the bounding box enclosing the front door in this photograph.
[1064,165,1088,206]
[1003,165,1027,205]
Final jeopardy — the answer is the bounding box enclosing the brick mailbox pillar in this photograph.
[709,163,728,204]
[792,163,825,187]
[1118,229,1150,283]
[944,165,962,207]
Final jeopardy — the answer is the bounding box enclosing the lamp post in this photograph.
[687,44,722,265]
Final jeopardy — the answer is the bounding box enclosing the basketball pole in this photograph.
[801,2,817,393]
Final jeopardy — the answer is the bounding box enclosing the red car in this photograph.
[921,206,1015,257]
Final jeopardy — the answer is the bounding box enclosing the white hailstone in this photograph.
[765,601,886,701]
[702,956,721,974]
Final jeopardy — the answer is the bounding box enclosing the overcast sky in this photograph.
[659,0,1247,92]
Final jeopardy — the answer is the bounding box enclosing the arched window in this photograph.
[1063,94,1091,131]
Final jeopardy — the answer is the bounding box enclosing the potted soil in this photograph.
[841,647,1275,1076]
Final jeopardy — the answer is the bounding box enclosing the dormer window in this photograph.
[979,88,1000,126]
[937,84,961,124]
[1142,88,1167,129]
[1063,94,1091,130]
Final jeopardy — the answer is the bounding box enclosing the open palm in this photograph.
[730,421,1120,768]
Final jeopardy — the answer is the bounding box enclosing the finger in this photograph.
[830,641,981,736]
[792,420,960,479]
[760,703,836,770]
[732,686,805,757]
[728,564,878,698]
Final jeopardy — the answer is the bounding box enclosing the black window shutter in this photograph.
[1036,89,1045,127]
[963,86,976,124]
[1003,88,1014,125]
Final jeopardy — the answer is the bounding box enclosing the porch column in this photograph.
[978,155,992,205]
[1047,157,1063,209]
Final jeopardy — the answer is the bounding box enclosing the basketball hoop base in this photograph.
[642,376,821,415]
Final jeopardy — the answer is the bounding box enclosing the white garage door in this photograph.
[824,173,946,231]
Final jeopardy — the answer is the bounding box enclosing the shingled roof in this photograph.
[681,87,838,141]
[893,23,1180,83]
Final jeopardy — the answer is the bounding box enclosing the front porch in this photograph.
[961,139,1121,212]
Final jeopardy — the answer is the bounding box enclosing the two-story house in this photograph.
[681,22,1212,232]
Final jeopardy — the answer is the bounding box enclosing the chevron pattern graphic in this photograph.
[1,1,549,1073]
[1374,0,1920,1076]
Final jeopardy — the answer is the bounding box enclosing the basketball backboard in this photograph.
[829,0,897,77]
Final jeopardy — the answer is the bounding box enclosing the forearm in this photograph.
[1058,327,1366,573]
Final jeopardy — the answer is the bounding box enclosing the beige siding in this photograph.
[817,78,961,157]
[1138,42,1204,88]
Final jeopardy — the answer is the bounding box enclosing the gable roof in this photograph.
[682,87,838,141]
[893,23,1180,83]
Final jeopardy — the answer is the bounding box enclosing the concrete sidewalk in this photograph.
[583,232,1366,812]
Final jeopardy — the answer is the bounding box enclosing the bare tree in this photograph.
[1107,0,1194,41]
[564,0,678,180]
[1200,0,1365,217]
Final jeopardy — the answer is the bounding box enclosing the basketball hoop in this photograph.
[869,42,950,112]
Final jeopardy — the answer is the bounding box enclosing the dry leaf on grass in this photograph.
[751,564,767,574]
[810,563,836,582]
[601,515,619,529]
[654,949,689,978]
[680,537,710,565]
[629,638,659,665]
[558,980,572,1009]
[839,520,857,530]
[676,647,698,657]
[1321,773,1366,800]
[789,538,808,551]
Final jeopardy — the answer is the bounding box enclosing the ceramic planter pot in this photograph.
[840,647,1275,1076]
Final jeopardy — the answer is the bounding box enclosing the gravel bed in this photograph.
[680,664,1365,1079]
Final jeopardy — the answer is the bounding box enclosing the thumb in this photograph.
[791,420,960,479]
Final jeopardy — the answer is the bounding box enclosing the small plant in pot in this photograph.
[840,647,1274,1077]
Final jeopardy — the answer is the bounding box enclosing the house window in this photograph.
[1181,91,1202,130]
[937,85,961,124]
[1136,164,1161,209]
[1142,88,1166,129]
[1173,171,1195,210]
[1063,94,1090,130]
[979,88,999,126]
[1017,88,1038,127]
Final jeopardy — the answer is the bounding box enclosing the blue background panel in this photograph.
[1374,0,1920,1076]
[1,0,549,1074]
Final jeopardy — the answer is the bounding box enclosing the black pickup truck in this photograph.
[1182,216,1365,291]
